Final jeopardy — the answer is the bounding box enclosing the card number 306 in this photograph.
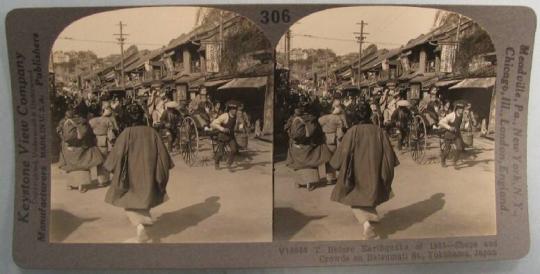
[260,9,291,24]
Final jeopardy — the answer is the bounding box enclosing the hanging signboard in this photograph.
[206,42,220,73]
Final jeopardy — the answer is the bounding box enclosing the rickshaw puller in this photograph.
[438,102,465,168]
[211,102,239,170]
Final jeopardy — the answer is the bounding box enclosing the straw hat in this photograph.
[165,101,179,109]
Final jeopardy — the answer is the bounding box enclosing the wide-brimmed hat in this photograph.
[165,101,179,109]
[396,100,410,107]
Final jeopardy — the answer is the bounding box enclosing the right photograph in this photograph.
[274,6,496,241]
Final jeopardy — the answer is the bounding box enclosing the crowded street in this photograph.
[273,7,497,241]
[49,7,274,243]
[50,138,272,243]
[274,134,495,241]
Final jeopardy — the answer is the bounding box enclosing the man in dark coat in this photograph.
[330,102,399,239]
[103,102,174,243]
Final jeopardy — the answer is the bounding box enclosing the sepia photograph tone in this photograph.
[274,6,497,241]
[49,7,274,243]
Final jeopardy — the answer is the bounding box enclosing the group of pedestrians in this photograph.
[54,86,254,242]
[282,84,481,239]
[285,96,400,240]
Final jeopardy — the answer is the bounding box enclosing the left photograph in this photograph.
[49,7,274,243]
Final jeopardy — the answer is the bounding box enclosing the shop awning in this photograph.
[204,79,231,88]
[338,69,353,79]
[410,74,439,87]
[188,78,205,90]
[137,88,150,97]
[358,80,370,88]
[398,71,419,81]
[449,77,496,89]
[217,76,267,90]
[150,80,162,88]
[435,79,461,87]
[175,73,203,84]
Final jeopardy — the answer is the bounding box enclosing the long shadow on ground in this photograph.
[50,209,99,242]
[273,207,326,241]
[375,193,445,239]
[148,196,221,243]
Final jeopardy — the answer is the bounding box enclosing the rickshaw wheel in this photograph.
[409,114,427,164]
[211,135,231,159]
[179,116,199,166]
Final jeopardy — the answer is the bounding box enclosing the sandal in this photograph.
[363,221,379,240]
[78,185,87,193]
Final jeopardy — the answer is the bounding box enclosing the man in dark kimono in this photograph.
[330,102,399,239]
[103,102,174,243]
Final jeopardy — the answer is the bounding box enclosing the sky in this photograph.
[52,7,201,57]
[53,6,441,58]
[277,6,440,55]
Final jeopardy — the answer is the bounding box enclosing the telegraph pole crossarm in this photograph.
[113,21,129,89]
[354,20,368,89]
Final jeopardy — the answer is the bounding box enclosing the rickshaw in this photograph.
[177,100,248,167]
[406,99,472,164]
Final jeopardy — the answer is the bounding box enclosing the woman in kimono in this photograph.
[57,108,104,193]
[329,102,400,239]
[285,102,332,191]
[103,102,174,243]
[88,105,118,187]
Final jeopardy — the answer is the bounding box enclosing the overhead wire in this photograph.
[57,36,163,47]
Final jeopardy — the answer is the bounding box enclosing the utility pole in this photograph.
[219,10,224,71]
[325,57,328,80]
[354,20,368,89]
[285,30,291,68]
[324,56,329,96]
[453,14,462,70]
[114,21,128,89]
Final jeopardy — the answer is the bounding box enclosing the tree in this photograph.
[220,18,271,73]
[454,26,495,75]
[196,8,270,74]
[433,11,461,28]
